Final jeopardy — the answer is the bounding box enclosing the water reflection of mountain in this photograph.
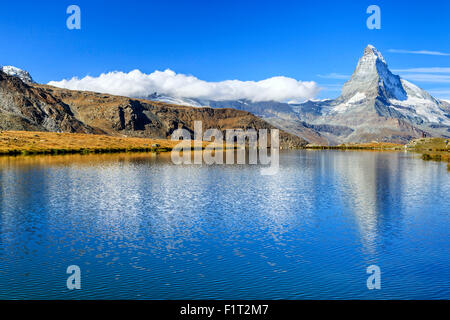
[1,151,446,256]
[324,150,444,254]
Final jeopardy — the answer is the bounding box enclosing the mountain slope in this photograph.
[147,96,329,144]
[36,84,306,148]
[0,71,98,133]
[0,70,306,148]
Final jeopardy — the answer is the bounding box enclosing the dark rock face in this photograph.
[301,122,354,137]
[0,71,307,148]
[0,71,98,134]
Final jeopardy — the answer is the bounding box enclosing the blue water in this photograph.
[0,151,449,299]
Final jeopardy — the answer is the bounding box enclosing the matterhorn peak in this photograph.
[341,45,406,101]
[364,44,386,63]
[0,65,34,84]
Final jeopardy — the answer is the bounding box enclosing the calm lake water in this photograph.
[0,151,449,300]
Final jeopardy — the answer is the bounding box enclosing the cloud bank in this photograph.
[48,69,320,103]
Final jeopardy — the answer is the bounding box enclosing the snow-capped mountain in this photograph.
[341,45,407,101]
[0,66,34,84]
[142,45,450,144]
[292,45,450,143]
[321,45,448,125]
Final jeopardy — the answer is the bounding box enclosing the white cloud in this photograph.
[393,67,450,73]
[400,74,450,83]
[48,69,320,103]
[388,49,450,56]
[427,89,450,100]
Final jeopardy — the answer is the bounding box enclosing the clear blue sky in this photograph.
[1,0,450,99]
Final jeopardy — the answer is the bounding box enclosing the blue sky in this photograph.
[1,0,450,100]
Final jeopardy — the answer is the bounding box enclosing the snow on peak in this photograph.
[0,65,34,83]
[389,79,450,125]
[341,45,406,100]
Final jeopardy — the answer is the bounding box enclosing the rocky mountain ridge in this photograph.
[0,70,307,148]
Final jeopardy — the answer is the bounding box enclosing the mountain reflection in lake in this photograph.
[0,151,448,299]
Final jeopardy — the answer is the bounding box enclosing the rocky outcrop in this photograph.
[0,71,98,133]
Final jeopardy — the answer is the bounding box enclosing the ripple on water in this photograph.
[0,151,449,299]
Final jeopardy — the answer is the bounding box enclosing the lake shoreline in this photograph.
[0,130,228,156]
[306,139,450,165]
[1,132,449,169]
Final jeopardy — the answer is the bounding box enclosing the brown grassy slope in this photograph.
[406,138,450,162]
[406,137,448,151]
[0,131,179,155]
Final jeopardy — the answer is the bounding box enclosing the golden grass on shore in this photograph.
[1,131,448,169]
[406,138,450,162]
[0,131,181,156]
[0,131,236,156]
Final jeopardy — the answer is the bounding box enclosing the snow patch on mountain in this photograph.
[366,45,386,63]
[331,92,366,113]
[389,80,450,125]
[143,93,205,107]
[347,92,367,104]
[0,66,34,83]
